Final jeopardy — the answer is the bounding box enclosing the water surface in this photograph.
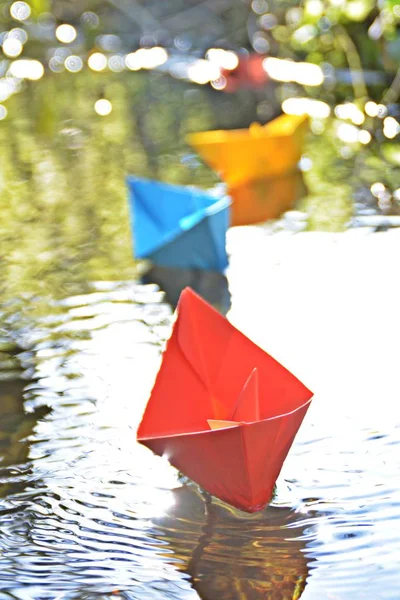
[0,73,399,600]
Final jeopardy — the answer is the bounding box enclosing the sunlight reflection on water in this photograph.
[0,229,399,599]
[227,226,400,599]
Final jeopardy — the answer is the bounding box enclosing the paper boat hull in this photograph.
[148,208,229,272]
[187,114,309,187]
[127,177,230,271]
[140,400,310,513]
[229,170,307,226]
[137,288,313,513]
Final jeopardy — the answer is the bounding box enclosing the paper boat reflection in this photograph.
[187,113,309,188]
[137,288,313,513]
[154,485,310,600]
[141,264,231,315]
[126,176,231,272]
[229,169,308,226]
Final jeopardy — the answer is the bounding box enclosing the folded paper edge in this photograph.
[137,394,313,441]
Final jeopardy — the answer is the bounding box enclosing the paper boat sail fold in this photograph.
[187,113,309,188]
[137,288,313,513]
[126,177,231,272]
[231,367,260,422]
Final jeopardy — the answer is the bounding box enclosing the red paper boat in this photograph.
[137,288,313,513]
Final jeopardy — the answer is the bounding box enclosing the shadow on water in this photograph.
[0,336,50,500]
[153,484,309,600]
[141,266,231,315]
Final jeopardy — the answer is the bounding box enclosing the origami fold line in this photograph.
[137,287,313,513]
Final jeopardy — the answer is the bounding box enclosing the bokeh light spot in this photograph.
[306,0,324,16]
[187,59,220,85]
[2,37,23,57]
[108,55,125,72]
[282,97,330,118]
[252,0,269,14]
[263,57,323,86]
[8,27,28,43]
[141,47,168,69]
[377,104,388,118]
[125,52,141,71]
[0,105,7,120]
[49,55,65,72]
[125,47,168,71]
[56,24,77,44]
[370,182,385,197]
[358,130,371,144]
[335,103,365,125]
[81,12,99,28]
[206,48,239,70]
[365,101,378,117]
[94,99,112,116]
[259,13,278,30]
[88,52,108,71]
[65,55,83,72]
[337,123,359,143]
[10,1,31,21]
[210,76,227,90]
[383,117,400,139]
[8,59,44,79]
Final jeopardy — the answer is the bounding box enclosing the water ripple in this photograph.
[0,272,399,599]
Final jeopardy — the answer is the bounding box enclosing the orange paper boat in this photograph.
[187,113,309,188]
[137,288,313,513]
[229,169,307,226]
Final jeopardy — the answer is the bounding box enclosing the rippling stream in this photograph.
[1,226,400,599]
[1,74,399,600]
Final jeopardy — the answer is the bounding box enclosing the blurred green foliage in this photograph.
[0,0,399,320]
[0,71,256,308]
[249,0,400,80]
[0,69,348,309]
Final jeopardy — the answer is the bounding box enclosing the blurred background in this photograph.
[0,0,400,305]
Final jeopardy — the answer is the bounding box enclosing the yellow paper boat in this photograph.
[187,113,309,187]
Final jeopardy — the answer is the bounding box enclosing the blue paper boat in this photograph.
[126,177,231,272]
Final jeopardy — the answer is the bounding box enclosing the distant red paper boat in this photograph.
[137,288,313,513]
